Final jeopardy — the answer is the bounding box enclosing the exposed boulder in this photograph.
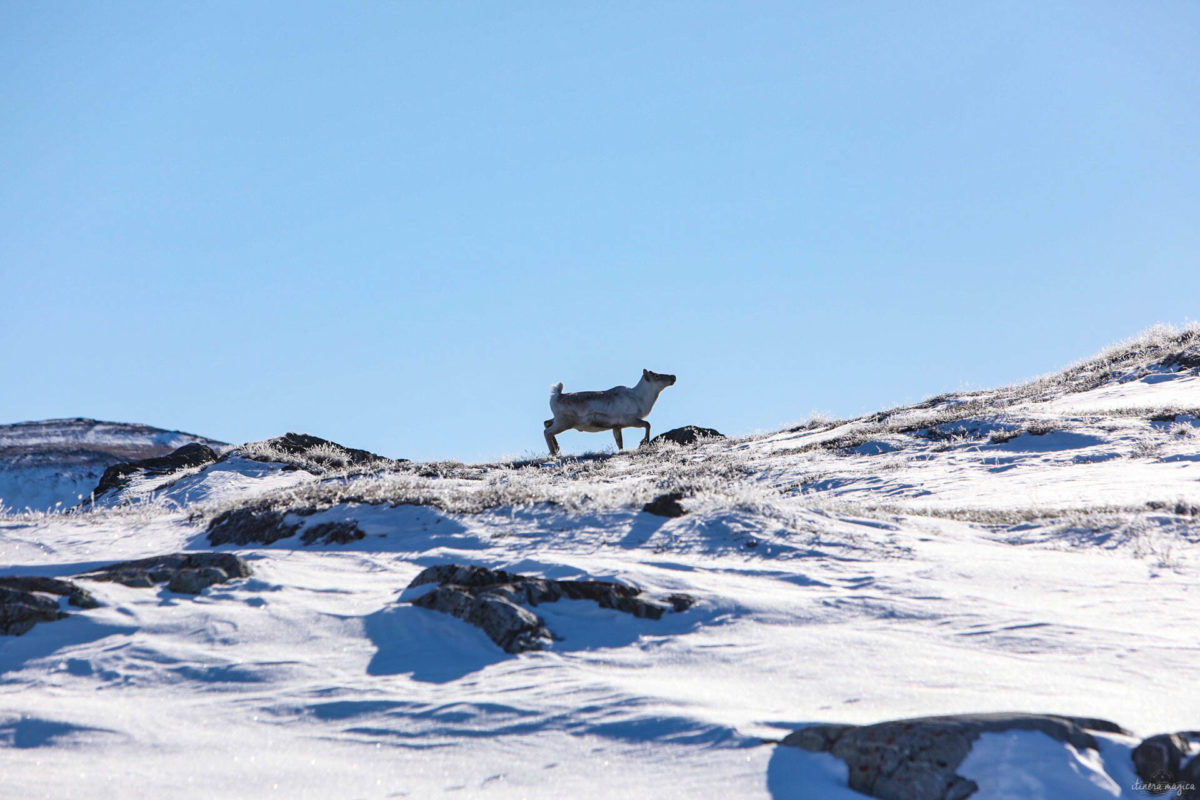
[1131,731,1200,798]
[1133,733,1191,789]
[642,491,687,518]
[167,567,234,595]
[0,576,98,609]
[238,432,399,474]
[650,426,725,447]
[207,506,369,547]
[413,585,553,653]
[91,442,220,498]
[300,520,366,545]
[0,587,68,635]
[0,575,103,635]
[77,552,251,594]
[207,507,301,546]
[780,713,1128,800]
[406,564,696,653]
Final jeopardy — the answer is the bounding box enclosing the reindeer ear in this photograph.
[643,368,649,378]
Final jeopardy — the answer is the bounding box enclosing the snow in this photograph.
[1030,372,1200,415]
[0,464,101,515]
[960,731,1140,799]
[1,353,1198,797]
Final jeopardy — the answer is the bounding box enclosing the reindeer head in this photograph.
[643,368,677,387]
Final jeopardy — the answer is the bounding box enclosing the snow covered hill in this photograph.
[1,327,1198,799]
[0,418,226,512]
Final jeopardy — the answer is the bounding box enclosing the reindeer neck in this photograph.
[632,376,664,410]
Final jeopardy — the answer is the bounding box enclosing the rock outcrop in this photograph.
[239,432,398,473]
[642,491,687,518]
[1,553,250,635]
[406,564,696,653]
[0,576,98,635]
[0,586,68,636]
[414,582,553,653]
[207,506,301,547]
[206,506,367,547]
[1132,731,1200,799]
[299,520,366,545]
[650,426,725,446]
[92,442,220,498]
[0,576,98,610]
[77,552,251,594]
[781,713,1129,800]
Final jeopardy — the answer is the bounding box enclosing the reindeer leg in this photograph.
[613,427,624,450]
[637,420,651,447]
[544,418,567,456]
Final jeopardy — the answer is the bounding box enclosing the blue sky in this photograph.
[3,2,1198,461]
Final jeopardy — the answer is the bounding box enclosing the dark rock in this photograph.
[782,723,854,754]
[241,432,399,473]
[166,567,230,594]
[406,564,694,652]
[1146,500,1200,518]
[412,585,553,653]
[643,492,687,517]
[207,507,300,546]
[0,576,98,609]
[78,552,250,595]
[1130,732,1200,798]
[667,593,697,612]
[1133,733,1191,790]
[779,713,1128,800]
[409,564,518,590]
[650,426,725,447]
[92,442,220,498]
[300,520,366,545]
[0,586,69,635]
[0,573,101,635]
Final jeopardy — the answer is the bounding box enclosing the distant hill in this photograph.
[0,418,226,511]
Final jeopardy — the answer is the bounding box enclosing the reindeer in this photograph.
[543,369,677,456]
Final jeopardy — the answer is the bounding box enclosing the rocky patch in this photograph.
[91,442,220,498]
[1132,731,1200,799]
[781,712,1128,800]
[651,426,725,446]
[642,491,687,518]
[206,506,368,547]
[0,587,68,636]
[237,432,399,474]
[406,564,696,653]
[207,506,302,546]
[77,552,251,595]
[0,576,98,610]
[300,520,366,545]
[0,576,99,636]
[1,554,251,635]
